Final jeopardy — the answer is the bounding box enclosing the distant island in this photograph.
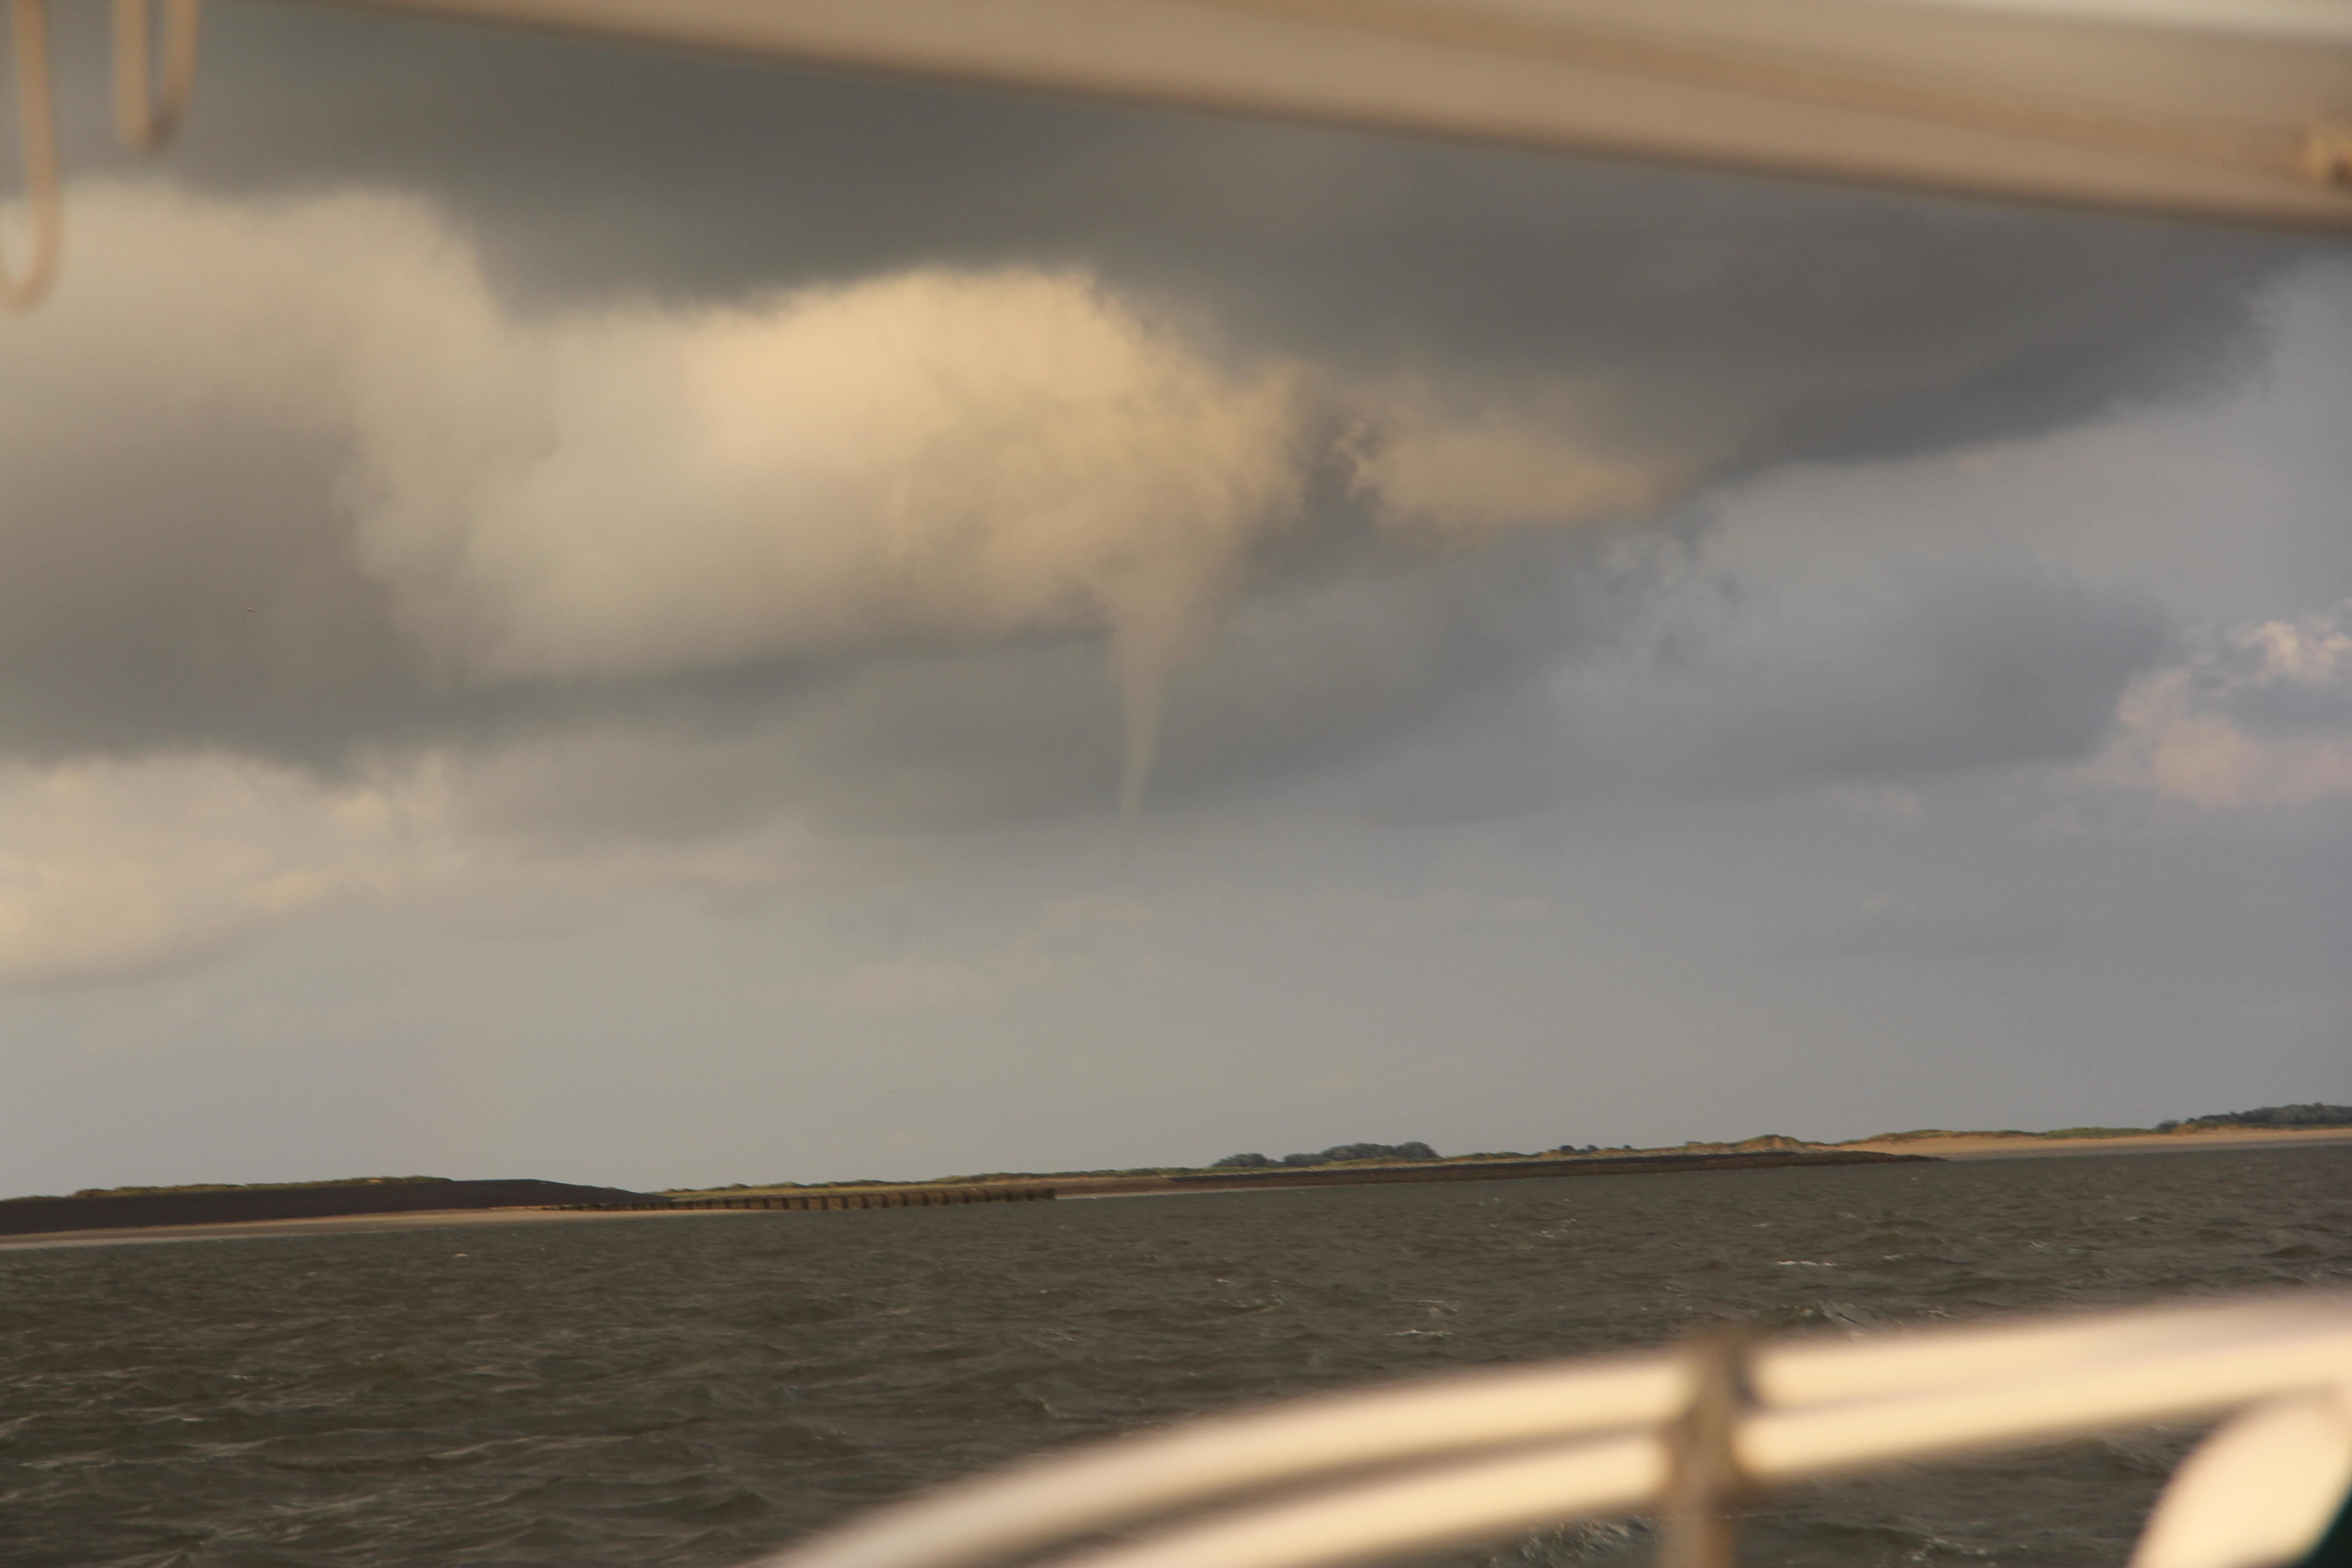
[659,1107,2352,1199]
[1199,1107,2351,1171]
[7,1106,2345,1239]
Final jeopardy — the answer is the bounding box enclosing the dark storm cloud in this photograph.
[1693,568,2175,782]
[782,520,1684,832]
[1352,565,2175,822]
[0,334,415,765]
[2226,677,2352,740]
[417,507,1684,841]
[90,0,2315,457]
[3,0,2322,837]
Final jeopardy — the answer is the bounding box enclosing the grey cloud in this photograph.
[1698,568,2174,781]
[801,519,1684,832]
[0,370,420,764]
[1355,564,2173,820]
[474,642,1130,843]
[1,0,2316,849]
[91,2,2321,466]
[2,185,1678,841]
[1151,523,1687,804]
[443,523,1683,842]
[2226,681,2352,740]
[1769,904,2069,963]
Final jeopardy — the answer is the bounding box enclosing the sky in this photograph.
[1,0,2347,1196]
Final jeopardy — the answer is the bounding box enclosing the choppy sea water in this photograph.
[4,1146,2348,1568]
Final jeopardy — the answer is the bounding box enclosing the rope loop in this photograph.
[114,0,198,151]
[2303,124,2352,189]
[1,0,58,313]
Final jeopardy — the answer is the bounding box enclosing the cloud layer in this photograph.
[157,0,2308,466]
[0,754,441,988]
[5,7,2347,1208]
[351,268,1310,685]
[13,184,1654,729]
[0,184,1668,985]
[0,6,2334,997]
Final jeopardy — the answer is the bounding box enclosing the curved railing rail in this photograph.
[748,1291,2352,1568]
[7,0,2352,312]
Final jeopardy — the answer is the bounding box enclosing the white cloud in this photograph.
[0,755,447,988]
[348,268,1311,687]
[33,183,1661,722]
[1352,387,1664,542]
[0,739,864,990]
[10,184,1667,835]
[329,240,1661,825]
[37,191,2318,998]
[2086,599,2352,809]
[0,185,1691,987]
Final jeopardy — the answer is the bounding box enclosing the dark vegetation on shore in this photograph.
[39,1176,451,1201]
[1171,1146,1935,1189]
[1212,1142,1440,1169]
[2165,1102,2352,1130]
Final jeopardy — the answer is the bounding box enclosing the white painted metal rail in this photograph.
[312,0,2352,232]
[750,1291,2352,1568]
[9,0,2352,312]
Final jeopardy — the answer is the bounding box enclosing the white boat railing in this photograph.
[751,1290,2352,1568]
[9,0,2352,312]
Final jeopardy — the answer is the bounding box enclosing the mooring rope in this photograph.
[0,0,198,311]
[0,0,59,313]
[115,0,201,151]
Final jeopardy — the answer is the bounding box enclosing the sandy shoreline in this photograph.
[0,1205,756,1251]
[7,1127,2344,1250]
[1837,1127,2352,1160]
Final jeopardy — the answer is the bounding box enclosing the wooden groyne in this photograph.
[563,1185,1055,1213]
